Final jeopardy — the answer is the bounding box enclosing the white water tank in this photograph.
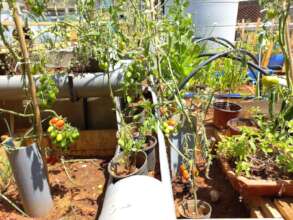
[166,0,240,43]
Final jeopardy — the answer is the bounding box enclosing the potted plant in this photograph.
[213,58,249,128]
[137,113,158,171]
[217,114,293,196]
[226,117,258,136]
[107,124,148,181]
[176,133,212,219]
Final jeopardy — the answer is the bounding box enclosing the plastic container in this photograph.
[166,0,240,45]
[178,199,212,219]
[3,139,53,217]
[107,151,148,181]
[213,102,242,129]
[143,135,157,171]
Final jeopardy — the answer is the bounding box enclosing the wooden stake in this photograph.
[285,16,293,88]
[8,3,49,177]
[241,19,245,41]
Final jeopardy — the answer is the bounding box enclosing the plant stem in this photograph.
[0,108,33,117]
[0,193,28,217]
[285,15,293,91]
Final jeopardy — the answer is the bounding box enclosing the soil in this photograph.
[179,200,210,218]
[173,159,250,218]
[227,153,293,181]
[113,163,138,176]
[0,159,108,220]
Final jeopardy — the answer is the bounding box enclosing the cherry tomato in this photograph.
[182,170,190,180]
[179,164,186,173]
[49,117,58,125]
[55,120,65,129]
[167,119,176,127]
[56,134,63,142]
[47,126,54,133]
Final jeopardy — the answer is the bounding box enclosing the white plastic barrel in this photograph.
[99,175,176,220]
[166,0,240,43]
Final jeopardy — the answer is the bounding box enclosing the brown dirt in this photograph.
[0,159,108,220]
[173,159,250,218]
[113,163,138,176]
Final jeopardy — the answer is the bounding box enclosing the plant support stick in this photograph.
[9,3,43,147]
[8,2,49,177]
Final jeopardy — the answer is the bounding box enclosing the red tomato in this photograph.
[49,117,58,125]
[55,120,65,129]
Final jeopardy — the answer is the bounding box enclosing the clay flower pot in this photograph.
[213,102,242,129]
[227,117,258,136]
[219,156,293,196]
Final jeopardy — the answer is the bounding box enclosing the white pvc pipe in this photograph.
[0,61,129,100]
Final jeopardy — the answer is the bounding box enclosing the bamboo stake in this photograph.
[252,18,261,46]
[8,3,49,177]
[285,16,293,88]
[9,4,43,146]
[241,19,245,40]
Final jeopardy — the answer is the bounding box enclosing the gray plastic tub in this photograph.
[3,139,53,217]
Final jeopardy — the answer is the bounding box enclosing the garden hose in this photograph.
[192,36,236,49]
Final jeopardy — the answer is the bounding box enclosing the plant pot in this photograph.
[2,138,53,217]
[108,151,148,182]
[213,102,242,129]
[143,135,158,171]
[227,117,258,136]
[219,156,293,196]
[124,106,145,125]
[178,199,212,219]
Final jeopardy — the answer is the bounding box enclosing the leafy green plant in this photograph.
[218,118,293,178]
[198,57,248,94]
[0,154,11,193]
[117,123,145,170]
[37,73,59,108]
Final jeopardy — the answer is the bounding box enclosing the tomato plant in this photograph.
[47,116,79,150]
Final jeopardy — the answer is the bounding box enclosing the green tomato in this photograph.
[262,75,279,88]
[47,126,54,133]
[50,130,57,138]
[72,131,79,139]
[163,122,168,128]
[119,41,126,50]
[126,71,132,78]
[61,140,67,148]
[164,127,170,134]
[56,134,63,142]
[100,62,109,71]
[49,91,56,100]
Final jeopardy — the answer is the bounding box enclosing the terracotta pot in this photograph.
[218,156,293,196]
[213,102,242,129]
[227,117,258,136]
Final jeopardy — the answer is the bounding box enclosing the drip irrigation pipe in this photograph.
[193,36,236,49]
[178,49,267,92]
